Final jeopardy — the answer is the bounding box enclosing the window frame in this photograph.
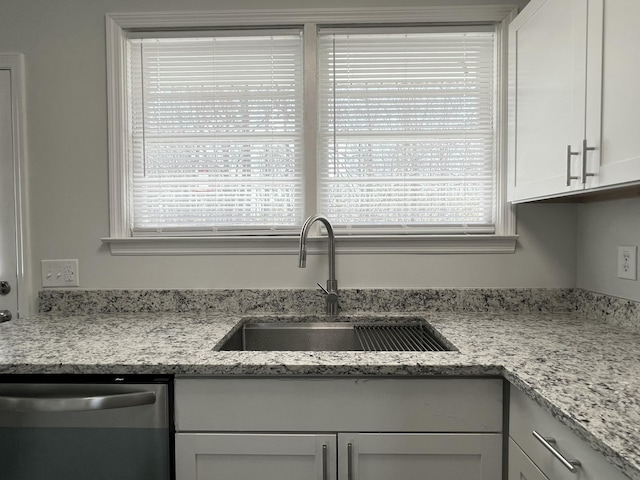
[104,7,518,255]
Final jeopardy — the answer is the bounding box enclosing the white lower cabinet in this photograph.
[174,378,504,480]
[339,433,501,480]
[508,386,630,480]
[508,438,549,480]
[176,432,501,480]
[175,433,336,480]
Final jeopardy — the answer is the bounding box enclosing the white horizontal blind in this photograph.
[127,32,304,235]
[318,29,496,233]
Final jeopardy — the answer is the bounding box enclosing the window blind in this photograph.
[317,29,496,233]
[127,32,304,235]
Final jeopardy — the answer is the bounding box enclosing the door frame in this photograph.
[0,54,30,318]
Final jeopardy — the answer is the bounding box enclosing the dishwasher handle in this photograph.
[0,390,157,413]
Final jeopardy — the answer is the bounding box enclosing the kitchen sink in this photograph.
[219,319,456,352]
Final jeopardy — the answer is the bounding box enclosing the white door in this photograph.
[586,0,640,188]
[508,0,588,202]
[339,433,502,480]
[0,69,18,321]
[175,433,337,480]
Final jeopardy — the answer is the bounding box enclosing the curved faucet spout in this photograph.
[298,214,335,282]
[298,214,338,315]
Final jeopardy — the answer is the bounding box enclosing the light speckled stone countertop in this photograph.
[0,310,638,479]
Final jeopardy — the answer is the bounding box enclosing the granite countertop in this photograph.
[0,309,638,479]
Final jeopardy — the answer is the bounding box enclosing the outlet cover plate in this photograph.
[41,259,80,287]
[617,245,637,280]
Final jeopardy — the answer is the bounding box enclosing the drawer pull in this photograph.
[533,430,581,473]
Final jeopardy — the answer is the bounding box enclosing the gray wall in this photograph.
[577,197,640,302]
[0,0,582,309]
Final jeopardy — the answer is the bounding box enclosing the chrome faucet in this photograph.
[298,214,339,315]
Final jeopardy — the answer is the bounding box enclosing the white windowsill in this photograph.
[101,235,518,255]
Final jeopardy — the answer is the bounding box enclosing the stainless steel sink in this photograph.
[220,319,455,352]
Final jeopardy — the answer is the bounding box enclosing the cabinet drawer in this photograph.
[509,386,629,480]
[508,438,548,480]
[175,377,503,432]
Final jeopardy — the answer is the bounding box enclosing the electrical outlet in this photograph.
[617,246,637,280]
[41,259,80,287]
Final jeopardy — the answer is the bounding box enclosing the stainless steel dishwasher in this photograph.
[0,375,172,480]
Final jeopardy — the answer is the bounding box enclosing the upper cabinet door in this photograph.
[587,0,640,188]
[508,0,588,203]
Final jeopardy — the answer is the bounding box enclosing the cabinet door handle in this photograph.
[322,444,328,480]
[347,442,354,480]
[533,430,581,473]
[582,139,596,184]
[566,145,580,186]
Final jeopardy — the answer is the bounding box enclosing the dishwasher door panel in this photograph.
[0,381,171,480]
[0,426,170,480]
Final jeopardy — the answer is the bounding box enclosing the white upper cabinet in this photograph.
[508,0,588,202]
[588,0,640,188]
[508,0,640,203]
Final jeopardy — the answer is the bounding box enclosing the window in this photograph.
[317,28,496,234]
[105,8,516,254]
[128,32,304,235]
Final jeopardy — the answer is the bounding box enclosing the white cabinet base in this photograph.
[174,378,504,480]
[508,438,549,480]
[176,432,502,480]
[340,433,502,480]
[176,433,337,480]
[509,386,629,480]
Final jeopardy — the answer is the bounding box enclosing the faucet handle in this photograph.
[317,282,339,315]
[317,282,338,294]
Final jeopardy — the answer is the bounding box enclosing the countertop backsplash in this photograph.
[39,288,576,316]
[38,287,640,331]
[573,289,640,331]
